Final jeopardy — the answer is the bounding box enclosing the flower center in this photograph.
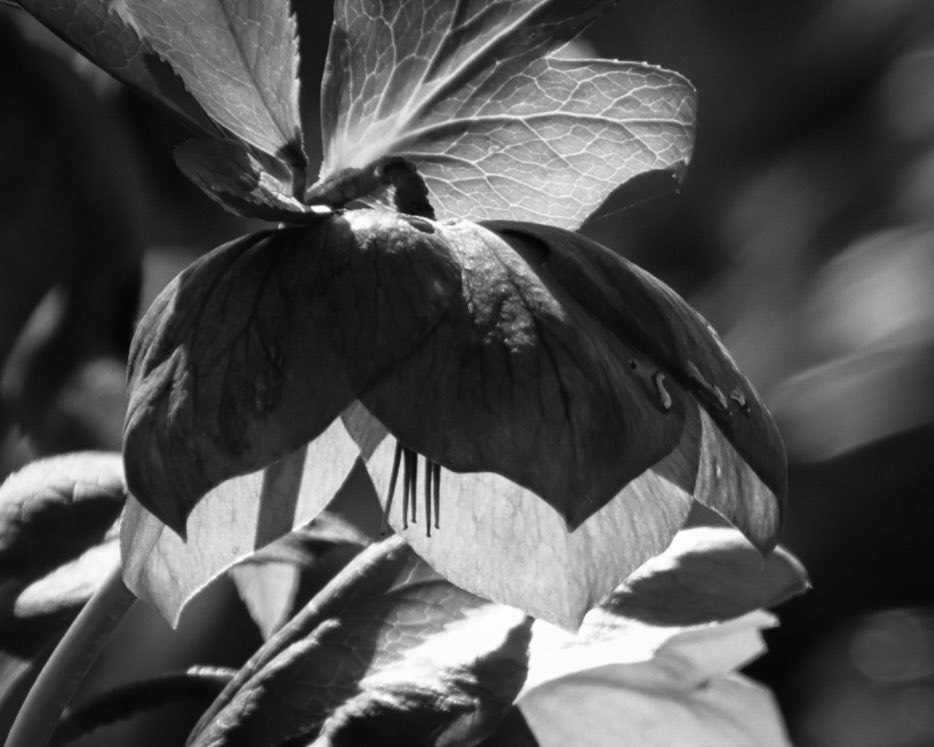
[381,441,442,537]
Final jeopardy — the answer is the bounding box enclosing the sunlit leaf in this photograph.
[174,139,328,221]
[518,609,791,746]
[124,0,304,165]
[190,538,532,746]
[15,0,214,134]
[318,0,694,228]
[605,527,809,627]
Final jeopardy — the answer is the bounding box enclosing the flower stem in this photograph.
[4,565,136,747]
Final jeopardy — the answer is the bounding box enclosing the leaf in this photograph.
[124,0,304,165]
[15,0,214,135]
[0,453,125,591]
[123,212,460,533]
[520,670,791,747]
[190,538,532,746]
[0,454,123,738]
[517,606,791,746]
[228,462,383,638]
[604,527,810,627]
[318,0,695,228]
[174,139,328,221]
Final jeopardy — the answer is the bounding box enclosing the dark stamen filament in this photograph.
[407,449,418,524]
[424,456,433,537]
[381,442,404,535]
[432,461,441,530]
[384,441,443,537]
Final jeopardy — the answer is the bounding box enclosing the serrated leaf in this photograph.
[174,139,327,221]
[124,0,304,164]
[190,538,532,746]
[318,1,694,228]
[15,0,214,135]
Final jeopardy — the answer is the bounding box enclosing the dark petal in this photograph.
[360,220,690,530]
[124,212,461,533]
[490,222,787,547]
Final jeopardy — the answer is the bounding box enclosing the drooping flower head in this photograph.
[19,0,785,629]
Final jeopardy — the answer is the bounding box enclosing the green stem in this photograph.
[4,565,136,747]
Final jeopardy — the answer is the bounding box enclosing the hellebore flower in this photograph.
[120,207,785,628]
[16,0,785,628]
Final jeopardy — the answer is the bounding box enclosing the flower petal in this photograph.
[491,221,787,536]
[124,211,460,534]
[359,219,690,531]
[348,404,696,630]
[120,416,363,625]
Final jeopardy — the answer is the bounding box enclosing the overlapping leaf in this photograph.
[123,0,304,166]
[15,0,214,135]
[318,0,695,227]
[189,526,803,746]
[189,538,532,746]
[0,453,125,737]
[514,528,804,745]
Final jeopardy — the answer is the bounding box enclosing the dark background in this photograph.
[2,1,934,744]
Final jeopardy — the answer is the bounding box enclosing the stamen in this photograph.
[401,448,412,530]
[407,448,418,524]
[424,456,433,538]
[381,441,403,535]
[432,461,441,530]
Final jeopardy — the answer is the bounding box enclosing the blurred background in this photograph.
[1,1,933,744]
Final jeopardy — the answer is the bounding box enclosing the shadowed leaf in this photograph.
[124,0,304,165]
[190,538,532,746]
[174,139,328,221]
[0,453,124,591]
[0,453,124,737]
[15,0,214,134]
[317,0,694,228]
